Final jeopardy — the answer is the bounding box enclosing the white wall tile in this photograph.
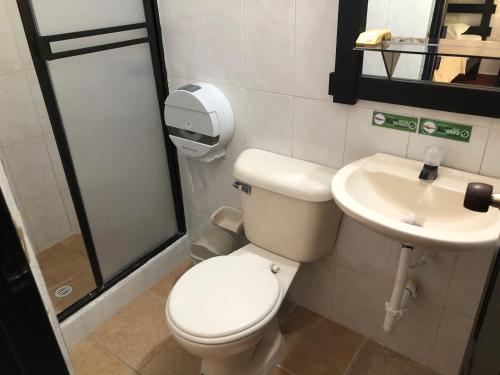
[294,0,337,101]
[61,188,80,234]
[199,0,245,86]
[414,108,493,129]
[0,0,23,75]
[0,72,41,146]
[376,298,443,366]
[357,100,416,116]
[142,235,190,288]
[4,0,33,70]
[81,268,146,334]
[213,159,240,209]
[216,85,248,162]
[168,76,196,91]
[389,245,457,306]
[25,191,71,251]
[407,126,490,173]
[244,0,294,94]
[25,69,52,134]
[446,250,494,318]
[247,90,293,156]
[335,216,394,283]
[344,106,410,165]
[331,265,386,339]
[186,207,212,241]
[60,314,88,350]
[159,0,204,79]
[45,134,68,190]
[480,128,500,178]
[293,98,347,169]
[287,259,335,319]
[4,136,58,203]
[430,310,473,375]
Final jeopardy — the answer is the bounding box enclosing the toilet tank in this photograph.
[233,149,342,262]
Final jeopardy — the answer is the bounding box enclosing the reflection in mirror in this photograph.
[363,0,500,89]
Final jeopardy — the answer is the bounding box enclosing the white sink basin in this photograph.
[331,153,500,251]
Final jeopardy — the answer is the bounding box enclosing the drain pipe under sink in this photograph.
[384,244,417,333]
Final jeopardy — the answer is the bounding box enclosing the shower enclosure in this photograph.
[14,0,184,318]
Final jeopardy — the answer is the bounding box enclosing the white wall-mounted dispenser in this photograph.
[164,83,234,162]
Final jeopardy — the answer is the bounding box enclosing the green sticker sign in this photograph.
[372,111,418,133]
[418,118,472,143]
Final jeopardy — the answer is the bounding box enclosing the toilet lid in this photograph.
[167,256,281,339]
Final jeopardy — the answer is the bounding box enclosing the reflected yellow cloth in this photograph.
[433,56,468,83]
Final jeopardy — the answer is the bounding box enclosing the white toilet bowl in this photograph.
[166,244,299,375]
[166,149,343,375]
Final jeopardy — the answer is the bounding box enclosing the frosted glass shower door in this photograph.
[29,0,179,281]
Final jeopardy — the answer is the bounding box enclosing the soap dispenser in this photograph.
[419,145,443,181]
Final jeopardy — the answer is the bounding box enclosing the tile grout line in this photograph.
[145,288,165,303]
[275,364,297,375]
[278,301,297,326]
[427,306,446,369]
[168,74,335,104]
[477,126,492,174]
[87,336,139,374]
[241,0,247,88]
[343,336,368,375]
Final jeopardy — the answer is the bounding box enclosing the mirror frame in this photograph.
[329,0,500,118]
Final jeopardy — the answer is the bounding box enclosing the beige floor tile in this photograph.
[62,233,86,254]
[346,340,440,375]
[38,243,81,288]
[149,260,193,300]
[277,299,297,327]
[70,338,136,375]
[139,335,200,375]
[280,306,364,375]
[50,269,96,313]
[38,234,92,289]
[271,366,295,374]
[37,234,95,313]
[92,292,170,370]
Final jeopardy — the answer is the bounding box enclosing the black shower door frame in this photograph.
[16,0,185,321]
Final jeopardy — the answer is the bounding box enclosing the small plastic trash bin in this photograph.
[190,227,235,264]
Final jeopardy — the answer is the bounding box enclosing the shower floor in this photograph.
[37,234,96,314]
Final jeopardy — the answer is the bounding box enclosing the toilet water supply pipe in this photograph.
[383,244,418,333]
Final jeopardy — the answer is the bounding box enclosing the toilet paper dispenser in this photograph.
[164,83,234,162]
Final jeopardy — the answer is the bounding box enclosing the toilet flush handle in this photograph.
[233,181,251,194]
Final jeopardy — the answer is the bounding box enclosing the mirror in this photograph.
[362,0,500,89]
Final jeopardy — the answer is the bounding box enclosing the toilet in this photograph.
[165,149,343,375]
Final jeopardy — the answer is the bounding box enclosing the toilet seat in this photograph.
[167,255,283,345]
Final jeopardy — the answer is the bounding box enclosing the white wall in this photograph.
[0,0,80,254]
[157,1,500,374]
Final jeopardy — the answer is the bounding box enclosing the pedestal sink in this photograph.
[332,153,500,332]
[331,153,500,252]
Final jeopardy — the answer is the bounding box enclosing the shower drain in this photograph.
[55,285,73,298]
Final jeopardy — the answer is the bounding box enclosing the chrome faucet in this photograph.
[419,146,443,182]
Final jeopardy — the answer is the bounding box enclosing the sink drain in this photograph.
[403,219,422,227]
[55,285,73,298]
